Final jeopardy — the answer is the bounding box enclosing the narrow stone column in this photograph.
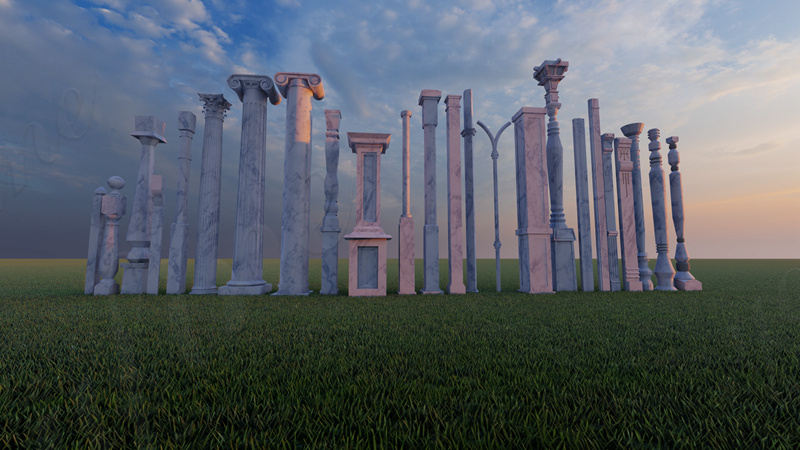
[461,89,478,293]
[121,116,166,294]
[84,185,107,294]
[94,176,126,296]
[647,129,677,291]
[572,118,594,291]
[146,175,164,294]
[588,99,610,291]
[621,123,654,290]
[219,75,281,296]
[667,136,702,291]
[167,111,196,294]
[320,109,342,295]
[419,90,443,294]
[445,94,466,295]
[534,59,577,291]
[273,72,325,296]
[602,133,621,291]
[512,107,553,294]
[190,94,231,295]
[614,137,643,291]
[398,110,416,295]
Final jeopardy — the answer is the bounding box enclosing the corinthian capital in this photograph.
[274,72,325,100]
[198,93,232,118]
[227,74,281,105]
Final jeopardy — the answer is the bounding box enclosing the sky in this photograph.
[0,0,798,261]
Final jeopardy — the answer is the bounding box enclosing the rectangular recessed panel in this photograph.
[363,153,377,222]
[357,246,379,289]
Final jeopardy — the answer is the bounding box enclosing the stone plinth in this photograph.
[667,136,702,291]
[445,94,466,295]
[85,185,107,294]
[572,118,594,291]
[461,89,478,293]
[146,175,164,294]
[94,177,126,296]
[588,100,610,291]
[398,110,415,295]
[621,123,653,291]
[602,133,621,292]
[614,137,642,291]
[419,90,443,294]
[647,129,677,291]
[320,109,342,295]
[167,111,196,294]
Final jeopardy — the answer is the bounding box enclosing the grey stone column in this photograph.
[621,123,654,290]
[273,73,325,296]
[190,94,231,295]
[167,111,196,294]
[398,110,416,295]
[572,118,594,291]
[477,120,511,292]
[419,90,443,294]
[320,109,342,295]
[84,185,107,294]
[602,133,621,292]
[614,137,642,291]
[94,176,126,296]
[667,136,702,291]
[588,99,610,291]
[445,94,466,295]
[146,175,164,294]
[461,89,478,293]
[647,129,676,291]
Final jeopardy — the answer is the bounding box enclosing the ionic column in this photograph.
[588,99,610,291]
[461,89,478,293]
[621,123,654,290]
[419,90,443,294]
[190,94,231,295]
[94,176,126,296]
[602,133,621,292]
[445,94,466,295]
[84,185,106,294]
[146,175,164,294]
[320,109,342,295]
[398,110,416,295]
[273,72,325,296]
[647,129,677,291]
[572,118,594,291]
[167,111,196,294]
[219,75,281,296]
[667,136,702,291]
[614,137,643,291]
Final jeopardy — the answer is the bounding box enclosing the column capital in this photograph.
[347,132,390,154]
[419,90,441,127]
[444,94,461,111]
[227,74,281,105]
[401,110,412,119]
[666,136,680,171]
[131,115,166,143]
[533,58,568,106]
[274,72,324,100]
[601,133,615,154]
[666,136,679,146]
[621,122,644,139]
[647,128,660,143]
[511,106,547,123]
[198,93,232,119]
[178,111,196,133]
[325,109,341,131]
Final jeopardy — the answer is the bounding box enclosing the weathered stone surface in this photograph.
[419,90,443,295]
[320,109,342,296]
[647,129,677,291]
[614,137,642,291]
[572,118,594,291]
[398,110,415,295]
[667,136,702,291]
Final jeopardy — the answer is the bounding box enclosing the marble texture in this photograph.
[614,137,643,291]
[167,111,196,294]
[621,123,654,291]
[647,129,677,291]
[320,109,342,295]
[588,100,610,291]
[191,94,231,295]
[667,136,702,291]
[445,95,466,295]
[147,175,164,295]
[273,73,324,296]
[398,110,415,295]
[512,107,553,294]
[94,177,126,296]
[602,133,621,292]
[419,90,443,294]
[461,90,478,293]
[571,118,594,292]
[85,185,107,294]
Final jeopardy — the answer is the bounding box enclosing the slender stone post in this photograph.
[219,75,281,296]
[461,89,478,293]
[572,119,594,291]
[512,107,553,294]
[419,90,443,294]
[477,120,511,292]
[167,111,196,294]
[614,137,643,291]
[398,110,416,295]
[146,175,164,294]
[85,185,107,294]
[190,94,231,295]
[667,136,702,291]
[121,116,166,294]
[445,94,466,295]
[602,133,621,291]
[94,176,126,296]
[647,129,677,291]
[320,109,342,295]
[273,73,325,296]
[534,59,577,291]
[621,123,653,290]
[588,99,610,291]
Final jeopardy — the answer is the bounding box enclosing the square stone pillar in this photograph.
[398,110,416,295]
[445,94,466,294]
[419,90,443,294]
[572,118,594,291]
[588,99,610,291]
[614,137,643,291]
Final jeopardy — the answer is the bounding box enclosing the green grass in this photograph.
[1,259,799,448]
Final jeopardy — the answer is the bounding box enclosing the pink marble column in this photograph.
[614,137,642,291]
[445,95,466,294]
[398,110,415,295]
[588,99,610,291]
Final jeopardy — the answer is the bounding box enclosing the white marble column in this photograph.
[461,89,478,293]
[667,136,702,291]
[419,90,443,294]
[647,128,677,291]
[621,123,654,290]
[588,99,610,291]
[273,72,325,296]
[614,137,643,291]
[84,185,106,294]
[146,175,164,294]
[445,94,466,295]
[190,94,231,295]
[220,75,281,296]
[572,118,594,291]
[167,111,196,294]
[94,176,126,296]
[320,109,342,295]
[121,116,166,294]
[398,110,416,295]
[477,120,511,292]
[602,133,621,292]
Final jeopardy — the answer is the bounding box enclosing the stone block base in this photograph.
[675,277,702,291]
[120,262,148,294]
[551,228,577,292]
[517,227,554,294]
[93,279,119,296]
[219,282,272,296]
[348,238,387,297]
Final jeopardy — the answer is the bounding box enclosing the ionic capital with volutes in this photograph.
[227,74,281,105]
[274,72,324,100]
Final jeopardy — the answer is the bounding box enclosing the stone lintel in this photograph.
[274,72,324,100]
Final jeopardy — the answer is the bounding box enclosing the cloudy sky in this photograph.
[1,0,798,261]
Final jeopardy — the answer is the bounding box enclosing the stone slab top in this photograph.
[227,74,281,105]
[347,132,391,154]
[511,106,547,122]
[274,72,324,100]
[131,115,166,143]
[178,111,196,132]
[418,90,442,105]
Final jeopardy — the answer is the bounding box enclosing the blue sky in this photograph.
[1,0,798,260]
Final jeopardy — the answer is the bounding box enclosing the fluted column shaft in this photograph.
[621,123,653,290]
[602,133,621,291]
[419,90,443,294]
[647,129,677,291]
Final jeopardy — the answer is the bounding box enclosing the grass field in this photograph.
[1,258,799,448]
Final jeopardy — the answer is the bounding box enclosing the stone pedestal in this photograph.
[320,109,342,295]
[621,123,653,291]
[419,90,443,294]
[85,185,106,294]
[273,73,324,296]
[461,89,478,293]
[667,136,702,291]
[398,110,416,295]
[588,100,610,291]
[601,133,621,292]
[167,111,196,294]
[220,74,281,296]
[647,129,677,291]
[572,118,594,292]
[614,137,642,291]
[191,94,231,295]
[343,133,392,296]
[512,107,553,294]
[146,175,164,294]
[94,177,126,296]
[445,95,466,295]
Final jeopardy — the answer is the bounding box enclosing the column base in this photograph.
[219,282,272,296]
[271,290,312,297]
[517,227,554,294]
[675,273,702,291]
[420,289,444,295]
[120,262,148,294]
[190,286,218,295]
[93,279,119,296]
[551,228,577,292]
[422,224,440,294]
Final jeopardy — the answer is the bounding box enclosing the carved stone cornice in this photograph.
[198,93,232,119]
[274,72,325,100]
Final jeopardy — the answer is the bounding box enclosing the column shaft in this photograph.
[167,111,195,294]
[398,110,415,295]
[462,89,478,292]
[614,137,642,291]
[621,123,653,290]
[588,99,610,291]
[445,95,465,294]
[320,109,342,295]
[419,90,442,294]
[647,129,677,290]
[572,118,594,291]
[667,136,702,291]
[602,133,621,291]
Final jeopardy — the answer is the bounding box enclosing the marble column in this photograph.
[220,74,281,296]
[398,110,416,295]
[602,133,621,292]
[647,129,677,291]
[445,94,466,295]
[534,59,577,292]
[343,132,392,296]
[84,185,106,294]
[94,176,126,296]
[146,175,164,294]
[320,109,342,295]
[588,99,610,291]
[614,137,643,291]
[572,118,594,292]
[167,111,196,294]
[190,94,231,295]
[621,123,654,290]
[461,89,478,293]
[419,90,443,294]
[273,72,325,296]
[121,116,166,294]
[512,107,553,294]
[667,136,702,291]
